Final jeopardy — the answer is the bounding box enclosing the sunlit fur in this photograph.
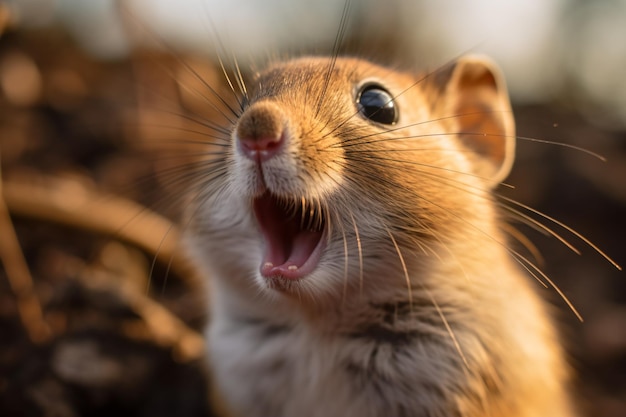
[169,53,594,417]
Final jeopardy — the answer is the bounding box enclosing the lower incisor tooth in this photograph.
[288,265,298,271]
[264,262,274,268]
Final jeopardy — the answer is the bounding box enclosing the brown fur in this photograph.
[186,55,576,417]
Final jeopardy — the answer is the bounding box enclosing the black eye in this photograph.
[357,83,398,125]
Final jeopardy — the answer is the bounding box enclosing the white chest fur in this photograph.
[207,290,480,417]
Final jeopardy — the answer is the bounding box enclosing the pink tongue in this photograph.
[253,194,324,279]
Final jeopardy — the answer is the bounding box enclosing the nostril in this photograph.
[238,133,285,162]
[239,134,282,152]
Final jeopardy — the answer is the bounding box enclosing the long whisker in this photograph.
[341,154,589,320]
[338,220,350,308]
[349,211,364,298]
[231,51,249,105]
[339,130,607,162]
[499,204,581,255]
[216,53,244,111]
[133,105,233,137]
[198,0,251,112]
[500,223,545,267]
[328,109,511,147]
[499,195,621,270]
[146,220,180,294]
[322,51,484,140]
[386,228,413,308]
[340,152,504,203]
[134,124,231,143]
[343,152,493,184]
[328,109,608,161]
[119,4,233,114]
[512,249,583,322]
[171,66,238,125]
[423,285,470,370]
[315,0,352,118]
[133,41,239,124]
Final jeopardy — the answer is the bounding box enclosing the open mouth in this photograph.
[253,193,326,280]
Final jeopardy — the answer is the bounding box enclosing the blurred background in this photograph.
[0,0,624,416]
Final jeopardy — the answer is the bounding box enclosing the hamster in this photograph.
[184,55,576,417]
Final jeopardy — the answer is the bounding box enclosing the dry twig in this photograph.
[78,242,204,362]
[2,173,207,359]
[2,174,200,287]
[0,168,51,343]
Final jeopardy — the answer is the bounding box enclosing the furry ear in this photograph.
[439,55,516,187]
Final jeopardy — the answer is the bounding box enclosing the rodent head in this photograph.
[189,55,515,306]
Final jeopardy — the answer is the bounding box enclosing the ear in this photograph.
[440,55,516,187]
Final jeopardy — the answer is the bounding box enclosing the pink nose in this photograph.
[238,133,284,162]
[236,101,286,162]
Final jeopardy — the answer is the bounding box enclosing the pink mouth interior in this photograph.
[253,193,325,280]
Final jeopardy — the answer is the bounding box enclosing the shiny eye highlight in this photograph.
[356,83,398,125]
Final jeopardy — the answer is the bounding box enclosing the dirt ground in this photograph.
[0,24,625,417]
